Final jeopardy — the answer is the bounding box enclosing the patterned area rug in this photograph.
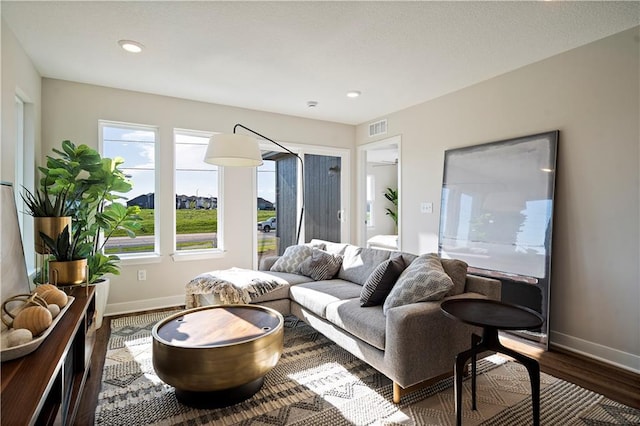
[95,310,640,425]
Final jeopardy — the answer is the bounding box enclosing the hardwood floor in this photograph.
[75,314,640,424]
[502,336,640,410]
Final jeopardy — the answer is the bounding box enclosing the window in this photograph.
[174,129,221,251]
[100,121,157,255]
[257,157,277,260]
[15,95,35,272]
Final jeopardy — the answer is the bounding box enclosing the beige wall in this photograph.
[356,27,640,371]
[1,19,41,186]
[41,79,355,314]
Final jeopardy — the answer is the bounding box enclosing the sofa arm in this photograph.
[385,293,488,388]
[259,256,280,271]
[465,274,501,301]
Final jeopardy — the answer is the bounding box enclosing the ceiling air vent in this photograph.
[368,119,387,137]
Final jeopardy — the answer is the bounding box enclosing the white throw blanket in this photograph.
[184,267,287,308]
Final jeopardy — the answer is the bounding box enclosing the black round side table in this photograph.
[441,298,544,426]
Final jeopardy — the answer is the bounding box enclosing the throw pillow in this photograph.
[270,245,313,273]
[360,256,406,307]
[442,258,468,296]
[306,240,327,250]
[298,248,343,281]
[338,245,392,285]
[382,253,454,315]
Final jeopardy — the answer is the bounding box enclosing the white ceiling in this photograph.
[2,1,638,125]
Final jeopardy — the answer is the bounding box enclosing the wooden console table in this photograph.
[1,286,96,425]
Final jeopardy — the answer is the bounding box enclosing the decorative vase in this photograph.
[94,277,110,329]
[34,216,72,254]
[49,258,87,286]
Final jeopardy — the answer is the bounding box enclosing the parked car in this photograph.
[258,217,276,232]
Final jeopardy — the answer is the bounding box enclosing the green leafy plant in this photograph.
[384,187,398,226]
[39,225,91,261]
[21,185,76,217]
[39,140,141,283]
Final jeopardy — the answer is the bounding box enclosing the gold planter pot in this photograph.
[34,216,72,254]
[49,258,87,286]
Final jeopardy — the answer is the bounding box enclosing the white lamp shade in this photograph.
[204,133,264,167]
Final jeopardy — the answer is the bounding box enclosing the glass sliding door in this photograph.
[255,145,349,266]
[257,157,278,262]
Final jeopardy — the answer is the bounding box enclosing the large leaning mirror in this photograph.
[439,131,558,349]
[359,136,401,251]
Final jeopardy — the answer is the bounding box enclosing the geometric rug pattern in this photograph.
[95,310,640,425]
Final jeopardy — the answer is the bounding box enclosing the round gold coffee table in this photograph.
[152,304,284,407]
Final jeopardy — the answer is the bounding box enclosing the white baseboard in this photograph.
[550,330,640,374]
[104,295,185,317]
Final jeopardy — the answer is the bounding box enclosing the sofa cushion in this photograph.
[309,239,349,255]
[337,245,392,286]
[383,253,454,314]
[442,258,468,296]
[390,251,418,267]
[360,256,406,307]
[325,299,387,350]
[289,280,363,318]
[270,245,313,273]
[299,248,343,281]
[306,240,326,250]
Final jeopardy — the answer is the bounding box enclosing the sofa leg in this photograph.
[392,371,455,404]
[393,382,403,404]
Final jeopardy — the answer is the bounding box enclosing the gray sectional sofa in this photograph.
[191,239,501,403]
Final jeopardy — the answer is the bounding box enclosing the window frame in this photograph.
[15,95,36,274]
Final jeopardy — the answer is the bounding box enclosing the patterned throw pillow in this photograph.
[442,258,468,296]
[299,248,343,281]
[360,256,406,307]
[270,245,313,273]
[382,253,454,315]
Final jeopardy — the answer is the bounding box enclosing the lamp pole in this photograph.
[233,124,305,245]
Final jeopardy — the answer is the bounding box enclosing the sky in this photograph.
[102,125,276,204]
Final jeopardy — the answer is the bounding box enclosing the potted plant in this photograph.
[40,140,141,284]
[39,225,92,286]
[39,140,141,327]
[384,187,399,229]
[21,185,76,255]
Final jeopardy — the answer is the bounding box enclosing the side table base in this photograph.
[175,377,264,408]
[454,328,540,426]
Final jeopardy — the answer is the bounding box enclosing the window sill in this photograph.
[171,250,225,262]
[117,253,163,265]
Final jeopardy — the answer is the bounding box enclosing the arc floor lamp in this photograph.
[204,124,305,244]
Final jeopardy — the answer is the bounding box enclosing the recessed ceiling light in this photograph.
[346,91,361,98]
[307,101,318,108]
[118,40,144,53]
